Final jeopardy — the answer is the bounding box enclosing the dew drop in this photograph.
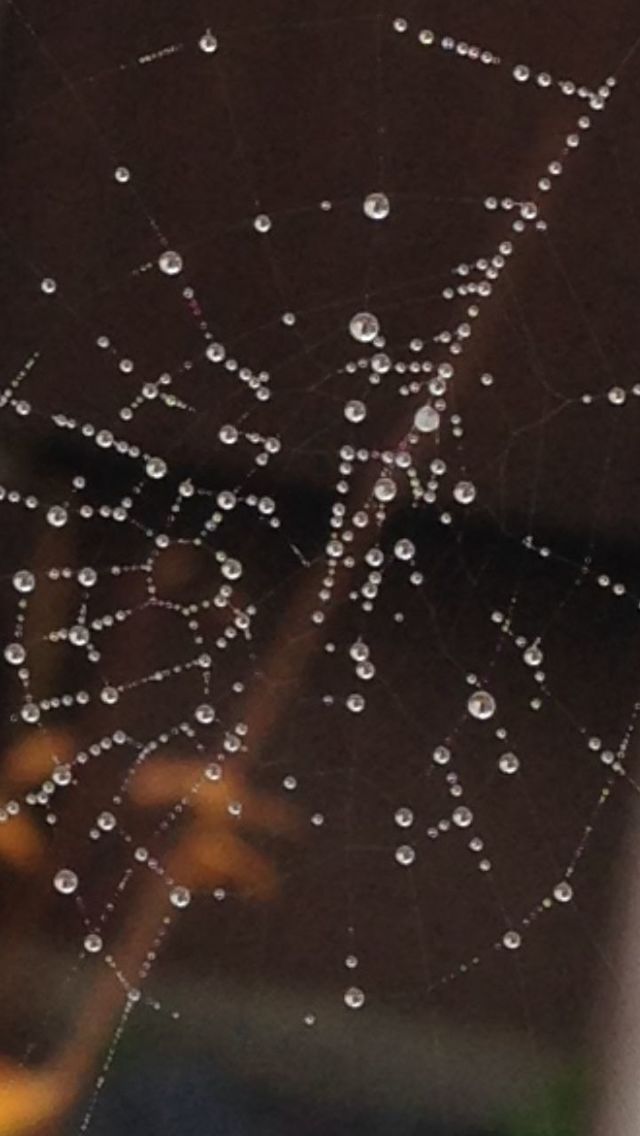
[344,986,365,1008]
[467,690,496,720]
[349,312,380,343]
[146,457,168,479]
[498,752,520,774]
[13,570,35,594]
[221,558,242,580]
[452,806,473,828]
[373,476,397,503]
[395,844,416,865]
[97,811,116,832]
[78,567,98,587]
[371,352,391,374]
[453,480,476,505]
[47,505,68,528]
[413,405,440,433]
[394,539,415,561]
[170,885,191,909]
[394,807,414,828]
[199,30,218,53]
[54,869,78,895]
[344,400,367,423]
[363,192,390,221]
[502,930,522,950]
[158,250,183,276]
[4,643,26,665]
[553,881,573,903]
[346,693,365,713]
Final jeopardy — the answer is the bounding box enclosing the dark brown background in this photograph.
[1,2,640,1134]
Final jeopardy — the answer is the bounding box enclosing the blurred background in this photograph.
[1,1,640,1133]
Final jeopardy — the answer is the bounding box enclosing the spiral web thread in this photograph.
[1,3,639,1131]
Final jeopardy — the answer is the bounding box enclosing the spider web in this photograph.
[0,1,639,1133]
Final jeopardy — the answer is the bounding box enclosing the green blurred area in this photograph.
[503,1067,585,1136]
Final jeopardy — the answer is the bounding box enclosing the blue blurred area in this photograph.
[86,1059,493,1136]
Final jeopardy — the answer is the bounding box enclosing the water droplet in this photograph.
[394,539,414,561]
[199,30,218,53]
[453,480,476,505]
[221,558,242,580]
[219,424,238,445]
[206,342,226,363]
[4,643,25,665]
[114,166,130,183]
[498,752,520,774]
[344,400,367,423]
[69,625,90,647]
[344,986,365,1008]
[13,570,35,593]
[363,192,390,220]
[346,693,365,713]
[395,844,416,865]
[553,881,573,903]
[158,250,183,276]
[254,214,272,234]
[350,641,369,662]
[413,405,440,433]
[371,353,391,374]
[373,476,397,503]
[146,457,167,479]
[47,505,68,528]
[349,312,380,343]
[452,806,473,827]
[467,691,496,720]
[170,885,191,909]
[502,930,522,949]
[54,869,78,895]
[523,644,543,666]
[78,567,97,587]
[195,703,216,724]
[84,932,103,953]
[394,807,414,828]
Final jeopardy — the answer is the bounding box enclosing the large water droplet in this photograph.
[54,869,78,895]
[467,690,496,720]
[363,192,390,221]
[349,312,380,343]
